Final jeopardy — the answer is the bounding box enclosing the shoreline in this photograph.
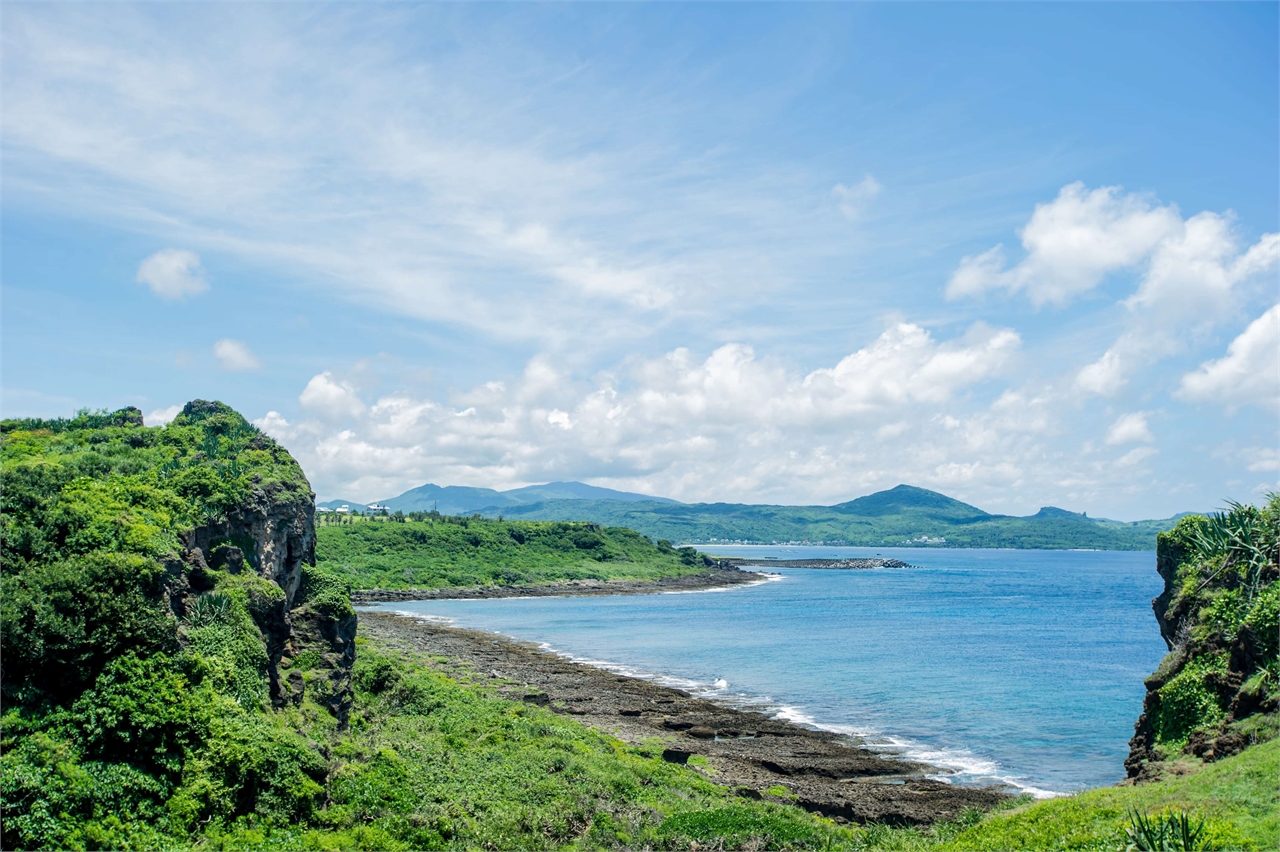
[350,565,764,603]
[359,610,1011,826]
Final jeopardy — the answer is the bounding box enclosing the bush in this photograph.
[0,552,177,704]
[299,564,354,621]
[1154,656,1229,747]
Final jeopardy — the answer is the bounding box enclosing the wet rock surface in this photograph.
[727,557,912,570]
[360,611,1008,825]
[351,566,761,603]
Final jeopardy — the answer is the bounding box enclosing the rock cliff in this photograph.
[163,400,357,724]
[1126,507,1279,780]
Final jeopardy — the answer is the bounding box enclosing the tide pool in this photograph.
[364,546,1168,795]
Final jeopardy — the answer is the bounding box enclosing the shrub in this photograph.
[1154,656,1229,746]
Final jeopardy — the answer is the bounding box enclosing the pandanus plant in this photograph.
[1124,809,1206,852]
[1192,495,1280,603]
[185,592,233,627]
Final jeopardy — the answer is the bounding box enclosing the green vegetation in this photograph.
[1130,497,1279,766]
[0,402,332,849]
[3,401,1274,850]
[0,401,854,850]
[937,739,1278,851]
[495,485,1181,550]
[316,515,717,591]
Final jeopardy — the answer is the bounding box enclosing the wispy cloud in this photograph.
[213,339,260,372]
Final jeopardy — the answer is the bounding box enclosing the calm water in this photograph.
[365,546,1168,796]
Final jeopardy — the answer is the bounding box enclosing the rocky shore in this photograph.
[359,611,1009,826]
[726,557,912,570]
[351,565,762,603]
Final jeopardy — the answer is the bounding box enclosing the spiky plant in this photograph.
[1192,494,1280,603]
[1125,808,1206,852]
[185,591,233,628]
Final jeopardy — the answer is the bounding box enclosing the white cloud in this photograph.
[1105,412,1153,446]
[948,182,1180,304]
[213,338,260,372]
[1071,214,1278,397]
[1116,446,1158,467]
[145,404,183,426]
[832,175,881,220]
[299,371,366,420]
[266,320,1034,504]
[136,248,207,299]
[1176,304,1280,410]
[1246,447,1279,473]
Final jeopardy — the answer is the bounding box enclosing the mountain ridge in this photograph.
[321,480,1188,550]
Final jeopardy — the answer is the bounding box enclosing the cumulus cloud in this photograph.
[145,404,183,426]
[300,371,366,420]
[259,321,1037,503]
[213,338,261,371]
[1176,304,1280,410]
[832,175,881,220]
[136,248,208,300]
[948,183,1180,304]
[1064,201,1279,397]
[1105,412,1153,445]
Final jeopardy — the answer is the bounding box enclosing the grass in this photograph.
[215,635,862,850]
[841,739,1278,851]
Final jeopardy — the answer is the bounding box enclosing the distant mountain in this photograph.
[492,484,1186,551]
[368,480,678,516]
[502,481,679,504]
[317,498,371,512]
[381,484,519,515]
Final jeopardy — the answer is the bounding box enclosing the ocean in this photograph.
[364,546,1169,796]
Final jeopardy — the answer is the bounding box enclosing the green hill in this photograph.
[315,515,717,591]
[0,402,845,850]
[495,485,1182,550]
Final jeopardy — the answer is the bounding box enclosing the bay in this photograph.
[364,546,1169,796]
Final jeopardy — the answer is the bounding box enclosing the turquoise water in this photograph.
[365,546,1168,795]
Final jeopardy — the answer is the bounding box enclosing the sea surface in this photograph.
[365,546,1169,796]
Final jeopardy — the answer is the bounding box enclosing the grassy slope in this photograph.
[315,515,716,590]
[498,498,1175,550]
[940,739,1279,851]
[215,635,860,851]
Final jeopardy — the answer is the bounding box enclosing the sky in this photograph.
[2,3,1277,519]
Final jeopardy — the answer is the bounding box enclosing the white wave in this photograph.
[386,608,1062,799]
[390,609,456,626]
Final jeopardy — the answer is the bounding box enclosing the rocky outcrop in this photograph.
[173,477,357,725]
[1126,516,1279,780]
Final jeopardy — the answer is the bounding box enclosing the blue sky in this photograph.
[3,3,1277,518]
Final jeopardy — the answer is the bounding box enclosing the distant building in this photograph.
[317,507,333,514]
[335,505,350,515]
[368,503,390,515]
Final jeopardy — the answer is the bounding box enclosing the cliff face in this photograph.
[174,485,354,724]
[1126,507,1279,780]
[136,400,358,725]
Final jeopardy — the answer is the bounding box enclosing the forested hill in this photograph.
[494,484,1182,550]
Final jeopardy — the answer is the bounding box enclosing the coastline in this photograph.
[350,565,763,603]
[359,610,1010,826]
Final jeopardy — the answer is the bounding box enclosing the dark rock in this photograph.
[687,726,716,739]
[619,708,643,717]
[661,747,693,764]
[523,691,551,706]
